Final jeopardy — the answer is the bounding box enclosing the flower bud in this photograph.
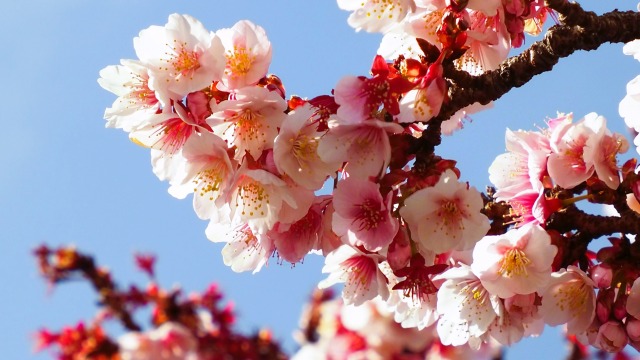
[626,317,640,342]
[590,264,613,289]
[595,321,628,352]
[596,289,614,323]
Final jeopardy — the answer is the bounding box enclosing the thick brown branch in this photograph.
[436,10,640,122]
[546,205,640,237]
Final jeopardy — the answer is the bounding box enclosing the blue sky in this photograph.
[2,1,639,359]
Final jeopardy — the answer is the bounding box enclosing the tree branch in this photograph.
[436,9,640,122]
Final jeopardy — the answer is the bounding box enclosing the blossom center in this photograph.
[291,135,318,164]
[125,74,157,107]
[226,46,254,76]
[554,280,589,316]
[228,109,265,144]
[237,181,268,217]
[168,42,201,77]
[356,199,384,231]
[497,248,531,277]
[194,167,225,200]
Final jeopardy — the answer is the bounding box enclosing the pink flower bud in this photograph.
[596,289,614,323]
[590,264,613,289]
[595,321,628,352]
[626,317,640,342]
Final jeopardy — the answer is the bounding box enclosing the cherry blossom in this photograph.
[332,177,398,252]
[471,223,556,298]
[273,103,341,190]
[225,163,296,234]
[269,200,324,264]
[334,55,415,123]
[435,264,502,346]
[207,86,286,161]
[134,14,224,106]
[488,128,549,202]
[318,245,390,306]
[206,217,274,274]
[455,11,510,75]
[336,0,416,33]
[216,20,272,91]
[165,131,236,220]
[318,118,402,179]
[400,169,489,254]
[539,265,596,335]
[98,60,159,132]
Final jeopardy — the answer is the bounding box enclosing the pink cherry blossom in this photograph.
[435,264,502,346]
[98,60,159,132]
[225,164,296,234]
[165,131,235,220]
[318,118,402,179]
[270,199,324,264]
[400,169,490,254]
[581,114,628,189]
[507,188,561,227]
[334,55,415,123]
[206,217,274,274]
[332,177,398,252]
[397,62,446,123]
[336,0,416,33]
[471,223,557,298]
[216,20,272,91]
[273,104,341,190]
[455,10,510,75]
[318,245,390,306]
[134,14,224,106]
[547,112,602,189]
[131,91,214,154]
[539,265,596,334]
[488,128,549,202]
[208,86,286,161]
[488,293,543,346]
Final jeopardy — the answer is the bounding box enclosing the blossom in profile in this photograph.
[332,177,398,252]
[488,128,549,202]
[216,20,272,91]
[134,14,224,106]
[206,217,274,274]
[270,200,324,264]
[98,60,159,132]
[318,245,389,306]
[400,169,489,254]
[471,223,557,298]
[539,265,596,335]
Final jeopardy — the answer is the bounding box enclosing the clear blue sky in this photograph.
[1,1,638,358]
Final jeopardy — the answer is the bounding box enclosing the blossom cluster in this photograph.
[34,245,286,360]
[97,0,640,356]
